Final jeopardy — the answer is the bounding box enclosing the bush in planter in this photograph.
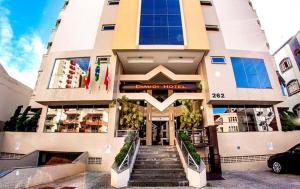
[179,131,201,165]
[115,132,135,166]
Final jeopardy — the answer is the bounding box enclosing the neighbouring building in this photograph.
[273,31,300,116]
[0,63,33,129]
[1,0,300,182]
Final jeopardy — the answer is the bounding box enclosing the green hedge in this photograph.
[115,132,135,166]
[179,132,201,165]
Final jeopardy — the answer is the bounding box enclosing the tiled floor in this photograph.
[30,170,300,189]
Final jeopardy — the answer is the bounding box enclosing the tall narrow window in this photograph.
[139,0,184,45]
[231,57,272,89]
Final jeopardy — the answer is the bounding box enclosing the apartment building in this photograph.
[1,0,300,179]
[273,31,300,116]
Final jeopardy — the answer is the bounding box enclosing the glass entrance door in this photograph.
[152,121,169,145]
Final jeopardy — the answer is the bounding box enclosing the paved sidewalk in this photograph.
[30,170,300,189]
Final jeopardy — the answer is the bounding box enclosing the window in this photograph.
[231,57,272,89]
[44,105,109,133]
[108,0,119,5]
[56,19,61,28]
[206,25,220,31]
[102,24,115,30]
[96,56,110,64]
[286,79,300,96]
[279,58,293,73]
[200,0,212,6]
[139,0,184,45]
[211,56,226,64]
[49,57,90,89]
[213,105,278,133]
[63,0,69,9]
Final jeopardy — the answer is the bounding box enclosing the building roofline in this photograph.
[273,30,300,56]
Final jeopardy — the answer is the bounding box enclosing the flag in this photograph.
[84,67,91,89]
[104,66,109,91]
[95,58,101,82]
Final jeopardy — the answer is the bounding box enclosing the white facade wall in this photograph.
[0,64,33,126]
[50,0,105,52]
[213,0,268,52]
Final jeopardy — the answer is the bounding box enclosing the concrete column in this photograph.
[146,90,152,145]
[169,107,175,146]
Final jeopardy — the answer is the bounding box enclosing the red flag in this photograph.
[104,67,109,91]
[83,67,91,89]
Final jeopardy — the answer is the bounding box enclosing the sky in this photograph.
[0,0,300,88]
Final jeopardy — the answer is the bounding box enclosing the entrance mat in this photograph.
[206,173,225,180]
[60,187,76,189]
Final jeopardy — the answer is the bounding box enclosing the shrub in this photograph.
[179,131,201,165]
[115,132,136,166]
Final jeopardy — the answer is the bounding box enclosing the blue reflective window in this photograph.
[211,56,226,64]
[231,57,272,89]
[140,0,184,45]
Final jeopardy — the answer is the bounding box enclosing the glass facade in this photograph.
[139,0,184,45]
[213,105,278,133]
[49,57,90,89]
[44,105,109,133]
[231,57,272,89]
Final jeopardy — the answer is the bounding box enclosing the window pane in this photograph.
[140,27,154,44]
[167,0,180,14]
[141,0,154,14]
[168,27,183,45]
[154,27,168,44]
[49,57,90,89]
[141,15,154,26]
[253,59,272,88]
[154,15,168,26]
[154,0,167,14]
[168,15,182,26]
[231,57,248,88]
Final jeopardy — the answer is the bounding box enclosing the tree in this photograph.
[280,110,300,131]
[119,96,144,130]
[179,100,203,144]
[16,106,31,132]
[24,109,42,132]
[4,105,23,131]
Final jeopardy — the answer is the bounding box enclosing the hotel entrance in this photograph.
[152,117,169,145]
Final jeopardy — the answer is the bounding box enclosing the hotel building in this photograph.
[1,0,300,186]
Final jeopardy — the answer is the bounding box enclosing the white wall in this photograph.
[0,64,32,124]
[50,0,105,52]
[213,0,268,52]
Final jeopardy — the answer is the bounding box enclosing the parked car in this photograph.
[268,143,300,174]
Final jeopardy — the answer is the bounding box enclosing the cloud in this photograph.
[0,3,46,88]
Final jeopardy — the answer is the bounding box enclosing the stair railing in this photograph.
[176,131,201,171]
[117,133,140,173]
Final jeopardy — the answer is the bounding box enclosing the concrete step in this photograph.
[128,179,189,187]
[134,160,181,165]
[132,168,185,174]
[136,157,179,161]
[134,163,182,169]
[131,172,186,180]
[137,153,179,158]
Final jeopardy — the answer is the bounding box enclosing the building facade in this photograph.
[1,0,300,174]
[273,31,300,116]
[0,64,33,129]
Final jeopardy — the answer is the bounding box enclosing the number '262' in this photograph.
[212,93,225,98]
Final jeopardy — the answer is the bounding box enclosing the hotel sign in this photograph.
[121,84,199,91]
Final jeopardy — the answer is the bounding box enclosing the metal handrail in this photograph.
[176,131,201,171]
[116,133,139,172]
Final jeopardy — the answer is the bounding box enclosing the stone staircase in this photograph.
[128,146,189,187]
